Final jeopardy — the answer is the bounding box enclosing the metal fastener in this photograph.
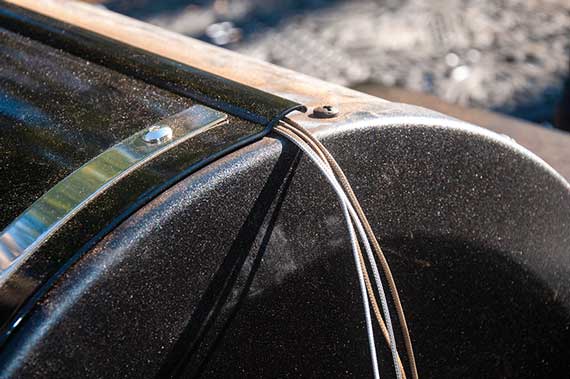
[311,105,339,118]
[143,125,173,144]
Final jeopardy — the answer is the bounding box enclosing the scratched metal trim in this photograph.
[0,105,227,284]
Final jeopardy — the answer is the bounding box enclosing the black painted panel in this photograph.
[0,28,193,230]
[2,123,567,378]
[0,2,305,127]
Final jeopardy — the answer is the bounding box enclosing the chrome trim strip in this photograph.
[0,105,227,280]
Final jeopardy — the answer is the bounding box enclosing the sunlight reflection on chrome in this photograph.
[0,105,227,283]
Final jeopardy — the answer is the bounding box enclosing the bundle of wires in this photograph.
[274,117,419,379]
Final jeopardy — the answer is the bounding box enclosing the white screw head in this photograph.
[143,125,173,144]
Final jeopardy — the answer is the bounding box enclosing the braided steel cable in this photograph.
[276,122,407,377]
[274,125,381,378]
[356,244,407,378]
[282,117,419,379]
[275,124,404,379]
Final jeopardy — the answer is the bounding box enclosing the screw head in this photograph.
[311,105,339,119]
[143,125,173,144]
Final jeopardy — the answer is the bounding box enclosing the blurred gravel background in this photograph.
[97,0,570,125]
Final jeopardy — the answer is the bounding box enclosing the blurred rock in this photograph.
[205,21,242,45]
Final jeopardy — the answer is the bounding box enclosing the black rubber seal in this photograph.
[0,1,306,129]
[0,1,306,347]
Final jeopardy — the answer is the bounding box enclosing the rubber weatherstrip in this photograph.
[0,1,306,348]
[0,1,306,129]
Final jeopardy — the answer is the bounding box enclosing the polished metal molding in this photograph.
[0,104,227,281]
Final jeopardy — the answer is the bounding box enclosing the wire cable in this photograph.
[276,123,407,377]
[274,124,403,379]
[274,125,398,347]
[282,117,419,379]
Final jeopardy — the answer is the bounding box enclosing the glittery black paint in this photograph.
[0,2,568,377]
[1,123,568,378]
[0,2,305,127]
[0,2,304,345]
[0,28,194,231]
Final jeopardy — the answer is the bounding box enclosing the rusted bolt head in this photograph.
[311,105,339,118]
